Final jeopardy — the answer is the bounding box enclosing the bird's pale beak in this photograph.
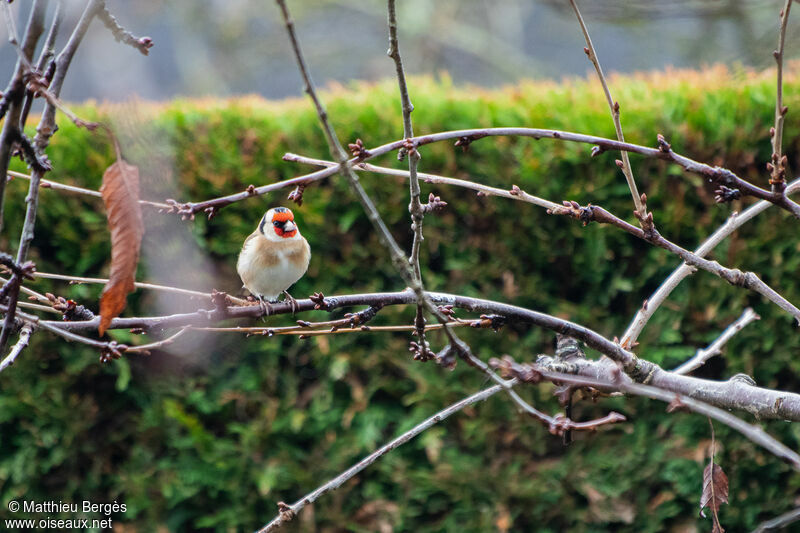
[283,220,296,232]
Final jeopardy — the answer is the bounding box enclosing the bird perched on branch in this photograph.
[237,207,310,314]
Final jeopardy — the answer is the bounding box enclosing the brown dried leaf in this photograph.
[98,159,144,335]
[700,462,729,532]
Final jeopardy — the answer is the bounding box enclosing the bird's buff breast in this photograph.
[237,235,310,300]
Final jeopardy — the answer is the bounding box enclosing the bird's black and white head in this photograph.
[259,207,300,241]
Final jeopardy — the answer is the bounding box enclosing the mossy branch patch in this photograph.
[98,159,144,335]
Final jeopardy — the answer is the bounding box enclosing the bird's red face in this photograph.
[268,207,297,238]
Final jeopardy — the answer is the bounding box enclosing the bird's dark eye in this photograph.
[273,220,281,227]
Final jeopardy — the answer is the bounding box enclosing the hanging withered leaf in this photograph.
[98,159,144,336]
[700,461,729,533]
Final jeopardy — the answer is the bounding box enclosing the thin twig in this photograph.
[0,259,35,353]
[31,271,249,305]
[17,301,60,314]
[19,1,62,129]
[752,506,800,532]
[621,177,800,346]
[4,304,120,353]
[387,0,429,358]
[568,0,647,226]
[554,202,800,324]
[283,153,561,210]
[35,0,104,151]
[191,321,468,336]
[769,0,793,193]
[0,0,48,232]
[0,275,50,303]
[273,0,413,281]
[7,169,169,208]
[96,3,153,55]
[0,1,37,72]
[29,83,99,131]
[673,308,760,375]
[443,335,616,432]
[257,383,508,532]
[1,1,21,50]
[125,328,187,353]
[0,323,32,373]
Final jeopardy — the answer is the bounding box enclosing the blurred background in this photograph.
[1,0,798,102]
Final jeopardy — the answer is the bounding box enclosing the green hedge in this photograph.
[2,66,800,532]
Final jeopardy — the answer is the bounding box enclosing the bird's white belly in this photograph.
[239,243,303,301]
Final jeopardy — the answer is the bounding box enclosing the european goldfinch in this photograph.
[237,207,310,313]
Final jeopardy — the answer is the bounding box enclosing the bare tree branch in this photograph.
[174,127,800,219]
[753,506,800,532]
[283,150,800,325]
[6,169,170,208]
[31,288,800,421]
[287,152,800,325]
[282,152,561,210]
[257,381,622,532]
[273,0,479,376]
[621,177,800,346]
[0,0,48,233]
[96,3,153,56]
[0,0,104,354]
[387,0,430,359]
[568,0,648,228]
[36,0,104,149]
[19,1,62,130]
[257,383,508,532]
[769,0,793,193]
[0,323,32,374]
[493,356,800,470]
[31,271,249,305]
[553,202,800,324]
[6,304,127,362]
[0,275,50,304]
[673,308,760,375]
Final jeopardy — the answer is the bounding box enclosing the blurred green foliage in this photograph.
[1,67,800,532]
